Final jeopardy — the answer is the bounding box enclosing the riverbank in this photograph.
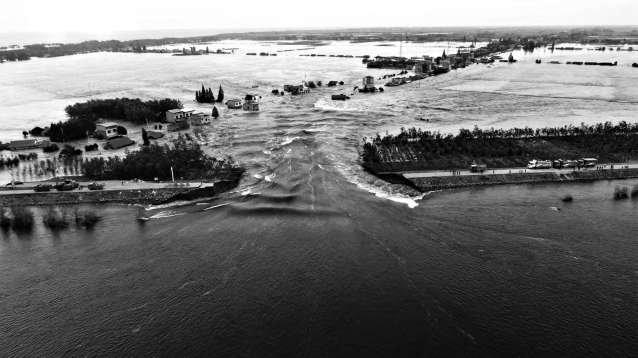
[0,179,240,206]
[400,167,638,192]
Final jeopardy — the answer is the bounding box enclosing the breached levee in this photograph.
[404,168,638,192]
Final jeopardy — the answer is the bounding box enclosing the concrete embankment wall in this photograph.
[407,168,638,192]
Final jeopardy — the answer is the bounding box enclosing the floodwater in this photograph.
[1,41,638,356]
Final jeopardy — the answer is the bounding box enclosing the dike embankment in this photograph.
[404,168,638,192]
[0,179,240,207]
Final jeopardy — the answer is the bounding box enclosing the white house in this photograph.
[95,122,120,139]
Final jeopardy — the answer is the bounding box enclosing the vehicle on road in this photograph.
[55,180,79,191]
[34,184,53,192]
[87,182,105,191]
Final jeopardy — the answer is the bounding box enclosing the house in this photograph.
[362,76,375,91]
[165,109,193,131]
[226,98,243,109]
[284,84,309,95]
[165,109,194,123]
[242,94,260,111]
[414,59,433,74]
[95,122,120,139]
[7,139,50,151]
[104,136,135,150]
[190,111,211,125]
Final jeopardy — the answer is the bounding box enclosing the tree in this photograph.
[142,128,150,146]
[212,106,219,119]
[217,85,224,103]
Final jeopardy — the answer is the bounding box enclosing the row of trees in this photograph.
[1,206,100,234]
[362,123,638,171]
[65,98,182,123]
[195,84,224,104]
[82,135,241,181]
[368,122,638,146]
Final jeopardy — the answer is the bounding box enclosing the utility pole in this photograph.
[170,166,175,183]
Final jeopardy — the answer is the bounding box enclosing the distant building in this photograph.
[226,99,243,109]
[190,112,211,125]
[165,109,194,123]
[363,76,374,90]
[95,122,120,139]
[7,139,50,151]
[414,60,432,74]
[284,84,309,95]
[242,94,260,112]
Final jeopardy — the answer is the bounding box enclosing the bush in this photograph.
[10,207,34,232]
[43,207,69,230]
[59,145,82,158]
[614,187,629,200]
[75,210,101,229]
[85,143,99,152]
[43,143,60,153]
[0,209,11,230]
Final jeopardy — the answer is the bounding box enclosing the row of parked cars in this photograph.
[33,180,104,192]
[528,158,598,170]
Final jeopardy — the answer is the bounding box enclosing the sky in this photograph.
[1,0,636,39]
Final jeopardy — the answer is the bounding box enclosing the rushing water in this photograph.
[1,41,638,356]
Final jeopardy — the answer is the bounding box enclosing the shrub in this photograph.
[43,207,69,230]
[10,206,34,232]
[75,210,101,229]
[59,145,82,158]
[614,187,629,200]
[0,209,11,230]
[43,143,60,153]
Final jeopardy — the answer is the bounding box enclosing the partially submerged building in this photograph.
[242,95,260,112]
[226,98,243,109]
[165,109,193,131]
[191,111,212,125]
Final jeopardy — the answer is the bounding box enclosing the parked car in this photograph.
[33,183,53,192]
[54,180,79,191]
[87,182,104,191]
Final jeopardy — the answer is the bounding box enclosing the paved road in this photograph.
[0,179,211,195]
[403,163,638,179]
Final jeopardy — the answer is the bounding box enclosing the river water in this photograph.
[1,41,638,356]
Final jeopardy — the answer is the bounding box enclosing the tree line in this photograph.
[81,135,242,181]
[362,122,638,171]
[195,84,224,104]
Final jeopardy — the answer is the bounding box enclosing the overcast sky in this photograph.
[2,0,636,35]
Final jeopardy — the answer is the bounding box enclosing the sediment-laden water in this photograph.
[1,41,638,356]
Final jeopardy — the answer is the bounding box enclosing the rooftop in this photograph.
[97,122,120,128]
